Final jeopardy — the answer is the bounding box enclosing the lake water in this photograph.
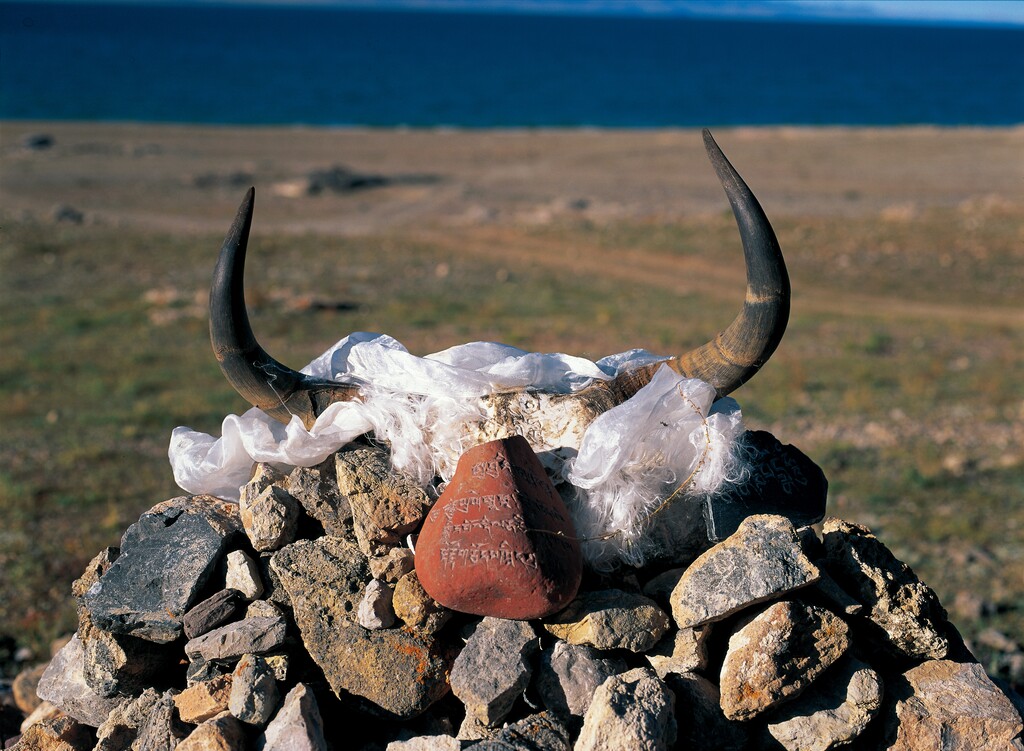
[2,2,1022,126]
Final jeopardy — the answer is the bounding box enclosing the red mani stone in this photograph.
[415,436,583,620]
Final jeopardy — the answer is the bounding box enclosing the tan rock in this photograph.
[888,660,1023,750]
[671,515,820,629]
[176,712,247,751]
[575,668,676,751]
[543,589,670,653]
[10,713,93,750]
[240,485,299,553]
[767,657,883,750]
[13,663,48,714]
[335,444,432,556]
[645,625,712,678]
[719,601,850,721]
[822,518,948,660]
[393,571,452,635]
[174,675,234,724]
[19,702,62,734]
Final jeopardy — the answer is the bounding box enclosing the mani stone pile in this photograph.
[10,435,1024,751]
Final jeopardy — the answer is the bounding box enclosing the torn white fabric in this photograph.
[168,332,744,566]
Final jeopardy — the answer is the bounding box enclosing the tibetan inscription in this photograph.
[415,435,583,620]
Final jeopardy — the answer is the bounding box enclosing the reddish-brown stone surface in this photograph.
[415,436,582,620]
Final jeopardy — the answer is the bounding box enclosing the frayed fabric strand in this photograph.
[169,333,745,567]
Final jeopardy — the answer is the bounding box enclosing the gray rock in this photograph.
[640,568,685,609]
[644,625,712,679]
[663,672,746,751]
[543,589,670,653]
[887,659,1023,750]
[82,496,242,643]
[766,657,883,750]
[810,569,865,616]
[271,537,455,719]
[245,600,284,620]
[719,601,850,721]
[240,480,300,553]
[464,712,571,751]
[35,633,127,727]
[184,616,288,662]
[575,668,676,751]
[78,616,178,699]
[822,518,949,660]
[258,683,328,751]
[229,653,280,726]
[133,689,188,751]
[358,579,397,630]
[533,641,627,717]
[670,514,820,629]
[287,456,353,537]
[450,617,539,726]
[93,687,162,751]
[183,589,246,639]
[336,445,433,555]
[225,550,264,600]
[176,711,247,751]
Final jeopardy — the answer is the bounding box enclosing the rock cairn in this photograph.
[8,437,1024,750]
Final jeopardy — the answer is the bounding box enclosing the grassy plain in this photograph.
[1,122,1022,684]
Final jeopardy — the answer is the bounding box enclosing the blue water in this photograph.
[2,2,1022,126]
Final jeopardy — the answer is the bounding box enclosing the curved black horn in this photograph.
[672,129,791,396]
[210,188,358,427]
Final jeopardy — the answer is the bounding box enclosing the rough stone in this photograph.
[287,456,352,537]
[183,589,246,640]
[133,690,188,751]
[533,641,627,717]
[244,600,283,620]
[240,484,300,553]
[82,496,241,643]
[887,659,1023,750]
[77,614,178,698]
[258,683,327,751]
[574,668,676,751]
[822,518,949,660]
[228,654,279,726]
[670,514,820,629]
[35,634,127,727]
[644,625,712,679]
[336,444,433,556]
[358,579,396,630]
[464,712,571,751]
[93,687,162,751]
[19,701,62,735]
[176,711,247,751]
[225,550,264,600]
[271,537,455,719]
[184,616,287,662]
[387,735,461,751]
[12,664,47,714]
[663,673,747,751]
[640,568,685,609]
[173,675,233,724]
[766,657,883,750]
[9,713,93,751]
[719,600,850,721]
[704,430,827,541]
[450,617,539,726]
[392,571,452,635]
[811,570,864,616]
[369,547,416,583]
[543,589,669,653]
[415,436,582,620]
